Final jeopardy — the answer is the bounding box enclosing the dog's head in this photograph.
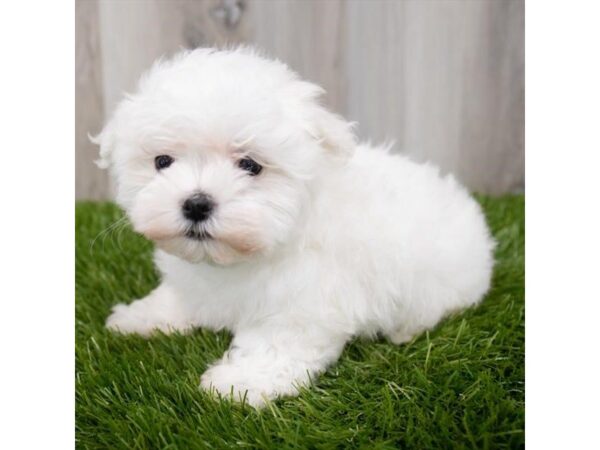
[94,48,355,265]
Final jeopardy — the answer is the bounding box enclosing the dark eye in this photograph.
[154,155,174,170]
[238,157,262,176]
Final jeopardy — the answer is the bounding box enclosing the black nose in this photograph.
[182,193,214,222]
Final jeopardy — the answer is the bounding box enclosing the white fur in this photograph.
[95,47,495,407]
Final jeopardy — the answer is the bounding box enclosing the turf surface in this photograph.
[75,195,524,449]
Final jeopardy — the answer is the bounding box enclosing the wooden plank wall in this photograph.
[76,0,109,200]
[76,0,524,199]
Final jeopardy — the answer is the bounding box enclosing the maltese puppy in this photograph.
[94,47,494,407]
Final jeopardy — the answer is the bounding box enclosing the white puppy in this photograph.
[95,47,495,407]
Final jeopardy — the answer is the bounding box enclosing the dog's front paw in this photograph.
[200,364,271,407]
[106,303,154,336]
[106,300,193,337]
[199,361,299,408]
[106,285,195,336]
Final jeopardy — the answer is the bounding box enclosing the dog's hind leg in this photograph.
[386,326,425,345]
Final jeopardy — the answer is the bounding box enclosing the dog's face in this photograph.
[95,49,355,265]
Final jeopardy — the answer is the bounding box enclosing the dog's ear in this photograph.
[289,81,356,160]
[90,119,115,170]
[309,104,356,160]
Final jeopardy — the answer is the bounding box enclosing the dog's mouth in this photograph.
[185,228,212,241]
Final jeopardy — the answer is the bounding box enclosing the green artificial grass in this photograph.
[76,195,524,449]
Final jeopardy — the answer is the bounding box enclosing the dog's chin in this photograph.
[152,235,206,263]
[152,233,264,266]
[132,211,272,265]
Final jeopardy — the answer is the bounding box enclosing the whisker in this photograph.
[89,216,128,251]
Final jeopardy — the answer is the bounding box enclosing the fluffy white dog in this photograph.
[94,47,495,407]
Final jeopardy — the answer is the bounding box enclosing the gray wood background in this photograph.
[76,0,524,199]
